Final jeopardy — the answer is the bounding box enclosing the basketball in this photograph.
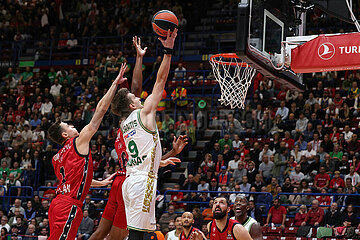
[151,10,178,37]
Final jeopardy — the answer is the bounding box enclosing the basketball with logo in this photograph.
[151,10,178,37]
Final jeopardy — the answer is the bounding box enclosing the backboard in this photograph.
[236,0,304,91]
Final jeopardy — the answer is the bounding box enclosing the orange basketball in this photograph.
[151,10,178,37]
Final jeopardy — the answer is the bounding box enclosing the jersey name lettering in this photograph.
[122,120,138,133]
[127,155,147,167]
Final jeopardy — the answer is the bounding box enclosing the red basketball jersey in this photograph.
[180,227,200,240]
[52,137,93,202]
[210,219,239,240]
[115,128,128,172]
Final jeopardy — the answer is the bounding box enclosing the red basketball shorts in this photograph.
[102,173,127,229]
[48,195,83,240]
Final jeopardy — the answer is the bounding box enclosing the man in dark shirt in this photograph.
[323,202,342,227]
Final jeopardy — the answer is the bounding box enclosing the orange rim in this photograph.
[210,53,249,67]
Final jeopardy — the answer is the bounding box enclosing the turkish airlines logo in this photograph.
[318,42,335,60]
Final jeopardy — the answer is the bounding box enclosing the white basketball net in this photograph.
[210,54,256,109]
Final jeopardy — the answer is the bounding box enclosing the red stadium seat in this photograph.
[283,227,298,236]
[285,218,294,227]
[266,226,282,236]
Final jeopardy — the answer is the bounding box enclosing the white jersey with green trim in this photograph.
[230,216,257,232]
[121,109,161,176]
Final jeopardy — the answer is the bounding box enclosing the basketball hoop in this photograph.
[210,53,256,109]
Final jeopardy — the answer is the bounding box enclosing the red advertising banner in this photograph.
[291,32,360,73]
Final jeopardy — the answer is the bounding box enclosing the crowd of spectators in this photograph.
[0,0,359,239]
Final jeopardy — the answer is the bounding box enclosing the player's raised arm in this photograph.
[76,64,127,154]
[141,29,178,128]
[131,36,147,98]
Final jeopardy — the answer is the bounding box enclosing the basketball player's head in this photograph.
[233,196,249,218]
[174,216,183,231]
[111,88,143,117]
[48,118,79,145]
[212,197,230,220]
[181,212,194,229]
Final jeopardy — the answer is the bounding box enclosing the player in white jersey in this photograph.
[165,216,183,240]
[111,28,178,240]
[231,196,262,240]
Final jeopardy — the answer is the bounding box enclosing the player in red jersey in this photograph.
[179,212,206,240]
[203,197,252,240]
[47,64,128,240]
[89,37,186,240]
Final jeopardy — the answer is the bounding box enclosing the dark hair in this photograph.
[174,216,182,222]
[111,88,131,117]
[48,118,65,145]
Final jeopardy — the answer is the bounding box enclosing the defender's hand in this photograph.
[114,63,127,85]
[133,36,147,57]
[172,135,188,154]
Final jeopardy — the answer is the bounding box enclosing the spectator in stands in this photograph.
[171,84,188,108]
[239,176,251,193]
[329,170,345,192]
[288,187,301,214]
[228,153,241,173]
[214,155,226,175]
[344,166,360,187]
[173,63,186,80]
[272,147,288,184]
[257,186,273,209]
[24,201,36,222]
[218,166,231,186]
[266,178,280,198]
[258,144,274,161]
[251,174,265,192]
[259,155,274,184]
[343,125,353,141]
[218,134,232,152]
[294,205,307,226]
[301,199,324,227]
[36,200,49,221]
[9,199,25,217]
[82,195,96,220]
[289,164,304,188]
[201,199,214,222]
[275,101,289,120]
[324,202,342,228]
[197,177,209,192]
[341,204,359,228]
[300,188,315,206]
[77,210,93,240]
[314,166,330,191]
[159,205,177,233]
[171,184,185,211]
[246,161,258,183]
[233,161,246,184]
[0,216,10,233]
[265,198,286,229]
[302,142,317,164]
[23,224,37,240]
[292,112,308,137]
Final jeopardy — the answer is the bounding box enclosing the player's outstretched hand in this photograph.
[114,63,127,85]
[158,28,178,49]
[172,135,188,154]
[133,36,147,57]
[160,157,181,167]
[100,172,117,187]
[191,230,206,240]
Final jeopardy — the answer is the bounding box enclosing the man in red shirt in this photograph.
[283,131,295,150]
[301,199,324,226]
[329,170,345,192]
[314,166,330,191]
[264,199,287,229]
